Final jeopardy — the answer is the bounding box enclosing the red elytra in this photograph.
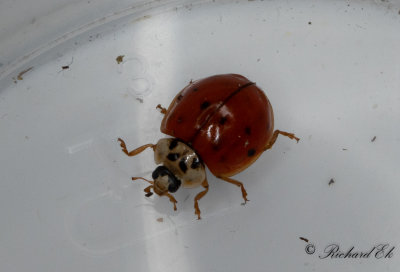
[161,74,275,177]
[118,74,299,219]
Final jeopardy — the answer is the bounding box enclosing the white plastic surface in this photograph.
[1,0,400,271]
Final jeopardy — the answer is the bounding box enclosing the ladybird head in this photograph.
[151,165,182,196]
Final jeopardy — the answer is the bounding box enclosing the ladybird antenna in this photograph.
[132,177,154,185]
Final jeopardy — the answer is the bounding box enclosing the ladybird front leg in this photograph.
[217,176,249,204]
[164,193,178,211]
[143,184,154,197]
[132,177,155,197]
[194,178,209,220]
[156,104,167,115]
[264,130,300,150]
[118,138,155,156]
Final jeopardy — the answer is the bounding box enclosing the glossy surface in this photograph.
[161,74,274,176]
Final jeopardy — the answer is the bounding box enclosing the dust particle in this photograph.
[329,178,335,186]
[299,237,309,243]
[136,97,143,103]
[157,217,164,223]
[116,55,125,64]
[371,136,376,142]
[16,67,33,81]
[308,21,312,25]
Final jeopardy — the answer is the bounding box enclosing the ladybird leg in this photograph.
[133,177,155,197]
[156,104,167,115]
[132,177,154,184]
[218,176,249,204]
[194,178,209,220]
[118,138,155,156]
[143,184,154,197]
[164,193,178,211]
[264,130,300,150]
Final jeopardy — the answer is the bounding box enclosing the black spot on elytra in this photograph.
[247,149,256,157]
[169,139,178,150]
[219,155,227,163]
[191,157,201,169]
[167,153,180,161]
[193,87,199,92]
[200,101,210,110]
[219,116,227,125]
[179,158,188,173]
[245,127,251,135]
[177,117,183,123]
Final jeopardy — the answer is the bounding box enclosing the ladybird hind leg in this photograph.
[194,178,209,220]
[217,176,249,204]
[118,138,155,156]
[264,130,299,150]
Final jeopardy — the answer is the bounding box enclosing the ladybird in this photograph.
[118,74,299,219]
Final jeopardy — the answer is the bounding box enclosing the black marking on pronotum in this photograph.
[167,153,180,161]
[179,158,188,173]
[219,116,228,125]
[247,148,256,157]
[191,157,201,169]
[200,101,210,109]
[169,139,178,150]
[245,126,251,135]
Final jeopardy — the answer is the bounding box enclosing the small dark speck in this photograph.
[247,149,256,157]
[308,21,312,25]
[398,9,400,15]
[177,94,183,101]
[371,136,377,142]
[200,101,210,109]
[219,116,227,125]
[299,237,309,243]
[329,178,335,186]
[342,148,347,151]
[136,97,143,103]
[193,87,199,92]
[245,127,251,135]
[25,136,29,140]
[116,55,124,64]
[257,58,261,62]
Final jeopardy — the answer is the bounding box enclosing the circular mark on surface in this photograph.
[305,244,316,255]
[117,57,145,75]
[128,77,152,96]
